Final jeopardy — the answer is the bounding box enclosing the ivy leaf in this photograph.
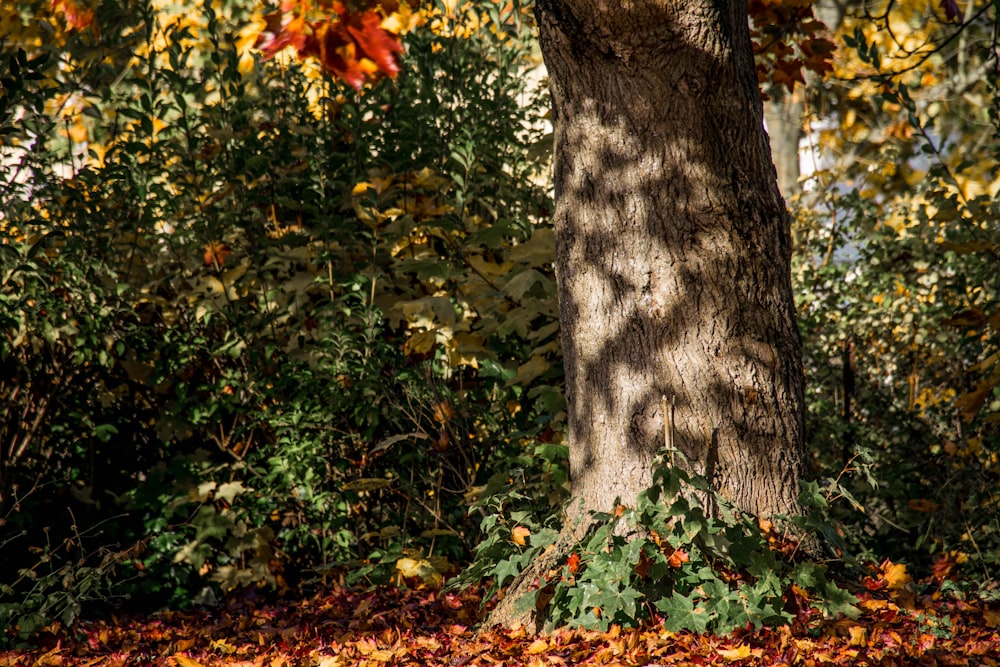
[657,593,709,633]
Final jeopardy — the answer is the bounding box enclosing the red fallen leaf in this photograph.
[668,548,689,568]
[863,576,886,591]
[441,592,463,610]
[204,241,232,267]
[932,552,963,583]
[634,550,653,578]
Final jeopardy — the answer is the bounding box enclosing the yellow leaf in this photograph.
[511,526,531,546]
[171,656,205,667]
[446,332,484,369]
[209,638,237,654]
[882,560,911,590]
[404,329,439,356]
[351,181,375,197]
[395,557,444,587]
[509,228,555,267]
[848,625,867,647]
[717,643,757,661]
[526,638,549,655]
[956,378,997,423]
[507,355,550,387]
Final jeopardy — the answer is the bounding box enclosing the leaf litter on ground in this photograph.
[3,571,1000,667]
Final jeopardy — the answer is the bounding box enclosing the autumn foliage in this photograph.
[3,579,1000,666]
[748,0,836,93]
[50,0,96,32]
[255,0,413,89]
[4,0,1000,655]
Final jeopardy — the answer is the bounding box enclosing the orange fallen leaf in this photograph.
[171,655,206,667]
[526,638,549,655]
[668,548,689,568]
[566,552,581,574]
[881,559,911,591]
[717,643,756,660]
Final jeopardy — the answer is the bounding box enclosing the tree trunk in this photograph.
[542,0,807,518]
[486,0,810,630]
[764,93,803,204]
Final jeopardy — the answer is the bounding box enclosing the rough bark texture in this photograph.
[540,0,807,519]
[486,0,809,631]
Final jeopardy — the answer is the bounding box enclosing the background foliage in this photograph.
[1,0,564,638]
[793,0,1000,580]
[1,0,999,642]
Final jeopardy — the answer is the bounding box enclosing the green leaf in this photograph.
[657,593,709,633]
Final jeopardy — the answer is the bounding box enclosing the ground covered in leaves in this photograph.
[3,581,1000,667]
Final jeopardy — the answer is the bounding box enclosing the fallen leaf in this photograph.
[717,643,753,660]
[881,560,911,590]
[668,548,689,568]
[171,656,206,667]
[511,526,531,546]
[566,553,581,574]
[526,638,549,655]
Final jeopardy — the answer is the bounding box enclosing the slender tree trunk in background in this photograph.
[764,94,803,203]
[763,0,848,231]
[487,0,810,629]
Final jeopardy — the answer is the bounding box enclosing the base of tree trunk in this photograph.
[480,527,579,633]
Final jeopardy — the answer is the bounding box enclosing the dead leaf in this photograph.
[171,656,206,667]
[511,526,531,546]
[717,643,756,660]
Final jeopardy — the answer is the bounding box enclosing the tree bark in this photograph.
[540,0,807,519]
[486,0,810,630]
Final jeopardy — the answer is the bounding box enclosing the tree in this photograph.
[537,0,807,520]
[477,0,813,628]
[254,0,820,627]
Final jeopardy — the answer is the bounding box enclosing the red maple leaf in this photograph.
[305,21,369,90]
[346,9,404,79]
[255,3,404,91]
[51,0,96,31]
[204,241,232,268]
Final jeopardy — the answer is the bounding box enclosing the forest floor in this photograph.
[2,579,1000,666]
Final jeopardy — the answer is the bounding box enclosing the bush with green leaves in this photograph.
[795,34,1000,577]
[1,0,557,637]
